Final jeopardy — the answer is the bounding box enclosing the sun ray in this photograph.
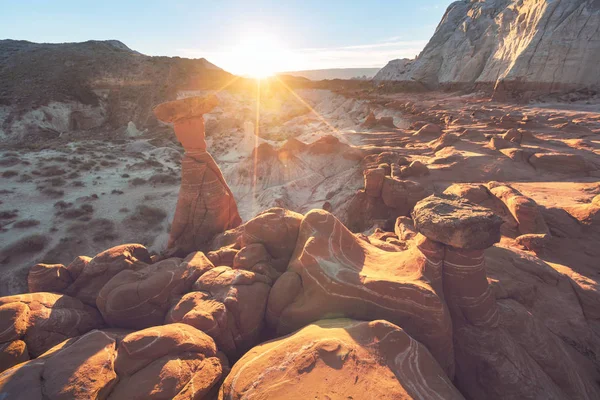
[252,78,261,216]
[274,75,341,136]
[211,75,241,97]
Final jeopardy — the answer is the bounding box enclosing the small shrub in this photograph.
[13,219,40,228]
[130,177,147,186]
[1,170,18,178]
[2,234,48,255]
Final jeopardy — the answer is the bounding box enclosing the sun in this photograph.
[233,34,285,79]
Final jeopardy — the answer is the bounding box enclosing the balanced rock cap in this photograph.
[153,95,219,123]
[412,193,503,250]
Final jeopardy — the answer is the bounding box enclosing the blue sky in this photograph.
[0,0,450,74]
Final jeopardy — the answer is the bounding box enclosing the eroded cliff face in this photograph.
[375,0,600,96]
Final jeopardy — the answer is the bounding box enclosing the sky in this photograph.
[0,0,450,75]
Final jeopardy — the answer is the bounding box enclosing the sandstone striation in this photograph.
[266,209,455,376]
[0,292,104,357]
[153,96,241,256]
[220,319,464,400]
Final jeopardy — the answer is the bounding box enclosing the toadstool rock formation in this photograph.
[153,95,241,256]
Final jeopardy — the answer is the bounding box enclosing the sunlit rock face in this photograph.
[220,319,464,400]
[266,209,455,377]
[0,324,227,399]
[375,0,600,96]
[153,96,241,255]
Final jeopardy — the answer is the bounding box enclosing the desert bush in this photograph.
[13,219,40,228]
[17,174,32,182]
[41,188,64,198]
[149,173,178,185]
[2,234,48,255]
[39,165,66,177]
[126,205,167,229]
[1,170,18,178]
[130,177,147,186]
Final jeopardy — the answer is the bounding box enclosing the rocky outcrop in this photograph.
[153,96,241,256]
[347,163,428,231]
[411,194,600,400]
[266,209,455,376]
[220,319,464,400]
[0,39,232,142]
[0,324,227,399]
[167,266,272,359]
[374,0,600,97]
[0,293,104,357]
[28,244,151,306]
[97,252,214,329]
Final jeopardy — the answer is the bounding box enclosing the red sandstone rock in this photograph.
[152,95,218,123]
[266,210,454,376]
[111,323,226,399]
[0,330,120,399]
[62,244,151,306]
[364,167,386,197]
[429,132,459,152]
[168,150,242,255]
[487,182,550,235]
[97,252,215,329]
[414,123,442,137]
[400,160,429,177]
[443,183,491,204]
[27,263,72,293]
[529,152,590,174]
[167,266,271,358]
[220,319,463,400]
[211,207,303,272]
[0,292,104,357]
[0,340,28,372]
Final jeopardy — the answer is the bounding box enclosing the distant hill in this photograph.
[278,68,381,81]
[0,39,232,142]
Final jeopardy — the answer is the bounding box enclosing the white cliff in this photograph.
[374,0,600,96]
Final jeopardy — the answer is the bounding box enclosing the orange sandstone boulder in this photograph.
[0,292,103,357]
[220,319,464,400]
[152,95,218,124]
[266,209,454,376]
[167,266,272,358]
[97,252,215,329]
[0,340,28,372]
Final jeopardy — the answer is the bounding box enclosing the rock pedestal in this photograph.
[412,194,600,399]
[153,96,241,255]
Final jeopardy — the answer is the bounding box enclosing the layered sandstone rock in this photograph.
[266,209,454,376]
[210,207,303,273]
[0,324,226,399]
[0,292,103,357]
[412,194,600,399]
[28,244,151,306]
[97,252,215,329]
[0,340,28,372]
[220,319,464,400]
[153,96,241,256]
[374,0,600,97]
[348,163,428,231]
[0,330,120,399]
[487,182,550,236]
[110,323,226,399]
[167,266,272,358]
